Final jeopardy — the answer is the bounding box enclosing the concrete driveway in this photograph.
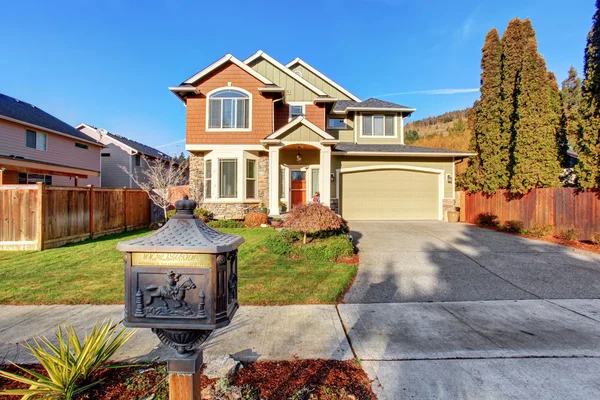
[344,221,600,303]
[340,221,600,399]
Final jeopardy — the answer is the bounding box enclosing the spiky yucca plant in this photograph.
[0,320,136,399]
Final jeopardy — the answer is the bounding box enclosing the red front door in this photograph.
[291,170,306,208]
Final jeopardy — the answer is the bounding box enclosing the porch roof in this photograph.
[262,116,337,144]
[333,142,475,158]
[0,154,100,178]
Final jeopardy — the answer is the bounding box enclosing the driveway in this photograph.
[344,221,600,303]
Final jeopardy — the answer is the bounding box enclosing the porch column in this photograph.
[268,146,281,215]
[320,146,331,208]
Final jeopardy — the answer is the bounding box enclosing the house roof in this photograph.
[286,57,361,102]
[105,132,179,163]
[333,142,474,158]
[263,116,336,142]
[333,98,416,114]
[244,50,328,97]
[0,93,101,146]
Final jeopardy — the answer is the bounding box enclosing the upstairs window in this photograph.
[289,104,305,120]
[208,89,250,129]
[25,129,47,151]
[328,118,346,129]
[135,154,141,166]
[362,115,395,137]
[75,142,89,150]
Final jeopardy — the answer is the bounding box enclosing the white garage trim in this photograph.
[336,165,445,220]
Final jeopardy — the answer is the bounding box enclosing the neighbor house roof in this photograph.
[333,142,474,158]
[286,57,362,102]
[0,93,101,146]
[332,98,416,114]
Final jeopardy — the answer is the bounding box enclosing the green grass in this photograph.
[0,228,357,305]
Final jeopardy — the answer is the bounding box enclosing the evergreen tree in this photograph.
[561,66,583,149]
[547,72,569,169]
[577,0,600,189]
[509,39,562,193]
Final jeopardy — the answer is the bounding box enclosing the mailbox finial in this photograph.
[174,195,197,217]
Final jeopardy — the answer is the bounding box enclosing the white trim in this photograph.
[336,165,445,220]
[0,115,101,147]
[358,114,398,139]
[186,144,266,151]
[167,86,197,92]
[269,146,282,215]
[204,158,213,200]
[326,116,347,130]
[334,151,475,157]
[265,116,336,140]
[183,54,272,85]
[345,106,417,113]
[243,50,327,97]
[399,115,405,144]
[452,156,456,199]
[285,58,362,102]
[205,86,252,132]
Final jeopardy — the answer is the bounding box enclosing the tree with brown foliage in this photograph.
[282,203,345,244]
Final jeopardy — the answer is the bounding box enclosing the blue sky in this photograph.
[0,0,595,156]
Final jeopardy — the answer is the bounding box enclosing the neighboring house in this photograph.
[169,51,474,221]
[0,93,101,186]
[76,123,183,188]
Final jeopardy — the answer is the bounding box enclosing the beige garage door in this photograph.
[341,169,439,220]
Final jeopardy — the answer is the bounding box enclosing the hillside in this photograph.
[405,108,471,140]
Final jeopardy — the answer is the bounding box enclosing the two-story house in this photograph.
[0,93,101,186]
[169,51,473,221]
[76,123,183,188]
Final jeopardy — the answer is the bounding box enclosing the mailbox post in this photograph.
[117,196,244,399]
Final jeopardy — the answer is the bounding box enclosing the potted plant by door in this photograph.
[258,202,268,214]
[279,201,287,214]
[271,218,283,228]
[447,208,460,223]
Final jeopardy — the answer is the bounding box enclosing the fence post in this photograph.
[88,185,95,239]
[36,183,45,251]
[123,187,127,232]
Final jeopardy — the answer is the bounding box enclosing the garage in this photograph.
[340,167,441,220]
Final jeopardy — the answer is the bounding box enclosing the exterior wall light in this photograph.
[447,174,452,184]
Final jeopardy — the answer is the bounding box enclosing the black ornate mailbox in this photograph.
[117,196,244,366]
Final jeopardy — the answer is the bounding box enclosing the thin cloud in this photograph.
[374,88,480,97]
[155,138,185,148]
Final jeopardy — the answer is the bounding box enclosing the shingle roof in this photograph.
[105,132,178,163]
[334,142,474,157]
[333,97,414,113]
[0,93,100,145]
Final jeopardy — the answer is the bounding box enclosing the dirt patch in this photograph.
[0,359,375,399]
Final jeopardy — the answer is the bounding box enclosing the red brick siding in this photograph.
[186,63,274,145]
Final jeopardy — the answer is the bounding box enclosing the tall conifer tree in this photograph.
[510,39,562,193]
[548,72,569,169]
[577,0,600,188]
[561,66,583,149]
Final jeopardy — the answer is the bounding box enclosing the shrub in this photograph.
[0,320,135,399]
[298,234,355,262]
[476,212,499,227]
[245,212,269,228]
[504,220,525,233]
[264,232,295,256]
[194,207,211,221]
[283,203,346,244]
[528,225,554,239]
[591,232,600,245]
[208,220,244,229]
[167,209,176,220]
[558,228,580,242]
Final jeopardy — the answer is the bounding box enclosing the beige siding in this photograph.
[289,65,354,100]
[248,59,318,102]
[335,156,454,198]
[280,125,323,142]
[99,143,133,187]
[326,114,354,143]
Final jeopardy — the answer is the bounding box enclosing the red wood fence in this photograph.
[0,184,153,251]
[462,188,600,240]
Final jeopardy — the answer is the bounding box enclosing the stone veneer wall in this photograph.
[443,198,457,221]
[189,152,205,202]
[258,152,269,207]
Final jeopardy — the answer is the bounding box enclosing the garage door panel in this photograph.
[341,169,439,220]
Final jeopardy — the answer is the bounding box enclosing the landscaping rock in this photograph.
[203,354,243,379]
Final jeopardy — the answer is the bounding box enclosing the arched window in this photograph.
[208,89,250,129]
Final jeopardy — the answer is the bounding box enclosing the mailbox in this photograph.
[116,195,244,357]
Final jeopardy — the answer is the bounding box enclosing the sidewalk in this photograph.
[0,305,353,365]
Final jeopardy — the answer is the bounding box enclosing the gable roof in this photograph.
[76,123,178,163]
[183,54,273,86]
[333,97,416,114]
[286,57,361,102]
[0,93,101,146]
[244,50,328,97]
[264,116,336,141]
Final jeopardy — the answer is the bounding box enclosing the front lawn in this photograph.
[0,228,357,305]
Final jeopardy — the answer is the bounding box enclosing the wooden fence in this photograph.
[0,184,153,251]
[462,188,600,240]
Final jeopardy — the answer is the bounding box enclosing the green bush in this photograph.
[558,228,580,242]
[298,234,354,262]
[528,225,554,238]
[504,220,525,233]
[167,207,211,221]
[167,209,177,220]
[264,233,295,256]
[208,220,244,229]
[476,212,499,227]
[0,320,135,399]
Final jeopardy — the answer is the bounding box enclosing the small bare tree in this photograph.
[120,155,188,221]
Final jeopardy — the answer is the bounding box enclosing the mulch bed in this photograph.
[0,359,375,399]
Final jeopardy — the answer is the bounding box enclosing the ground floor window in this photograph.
[311,168,320,199]
[219,159,238,198]
[246,159,256,199]
[19,172,52,184]
[205,159,212,199]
